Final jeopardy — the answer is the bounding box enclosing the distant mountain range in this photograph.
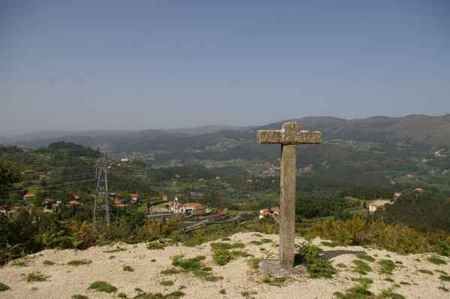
[2,114,450,153]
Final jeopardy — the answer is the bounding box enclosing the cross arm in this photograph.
[257,130,283,144]
[257,129,322,145]
[295,130,322,144]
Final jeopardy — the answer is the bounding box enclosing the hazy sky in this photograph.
[1,0,449,135]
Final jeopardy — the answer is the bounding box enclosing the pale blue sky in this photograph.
[1,0,449,135]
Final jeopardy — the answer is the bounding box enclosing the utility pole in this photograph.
[96,155,111,227]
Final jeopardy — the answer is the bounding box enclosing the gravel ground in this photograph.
[0,232,448,299]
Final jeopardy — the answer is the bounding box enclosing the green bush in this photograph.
[352,260,372,275]
[0,282,10,292]
[88,281,117,293]
[427,255,447,265]
[172,255,220,281]
[309,216,449,255]
[378,259,396,275]
[68,259,92,266]
[296,243,336,279]
[26,272,49,282]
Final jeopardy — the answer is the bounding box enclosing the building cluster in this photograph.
[111,192,140,208]
[168,196,206,216]
[367,187,426,214]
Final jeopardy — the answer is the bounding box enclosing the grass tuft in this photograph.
[26,272,49,282]
[161,268,181,275]
[146,240,167,250]
[68,259,92,266]
[88,281,117,293]
[418,269,433,275]
[356,253,376,263]
[427,255,447,265]
[247,258,262,270]
[160,280,174,287]
[134,291,185,298]
[378,288,406,299]
[352,260,372,275]
[262,276,287,287]
[123,265,135,272]
[296,243,336,279]
[0,282,10,292]
[378,259,396,275]
[172,255,220,281]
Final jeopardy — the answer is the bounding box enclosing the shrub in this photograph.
[308,216,448,255]
[352,260,372,275]
[436,240,450,257]
[103,246,126,253]
[356,253,375,263]
[26,272,49,282]
[378,259,396,275]
[378,288,406,299]
[160,280,174,287]
[68,259,92,266]
[88,281,117,293]
[211,242,248,266]
[418,269,433,275]
[11,259,28,267]
[123,265,134,272]
[172,255,220,281]
[212,248,233,266]
[134,291,185,298]
[161,268,181,275]
[262,275,287,287]
[296,243,336,278]
[211,242,245,250]
[247,258,262,270]
[427,255,447,265]
[146,240,167,250]
[250,239,273,246]
[0,282,10,292]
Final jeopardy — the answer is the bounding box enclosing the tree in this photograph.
[0,159,21,201]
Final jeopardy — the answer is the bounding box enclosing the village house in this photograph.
[367,199,393,214]
[169,197,206,216]
[259,207,280,220]
[393,192,402,200]
[112,194,128,208]
[0,205,9,216]
[67,193,81,207]
[130,192,140,204]
[23,191,35,201]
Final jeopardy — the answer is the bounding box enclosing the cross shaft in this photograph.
[257,121,322,270]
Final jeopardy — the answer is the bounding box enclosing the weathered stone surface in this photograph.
[257,122,321,145]
[295,131,321,144]
[256,121,322,270]
[257,130,282,144]
[280,143,296,268]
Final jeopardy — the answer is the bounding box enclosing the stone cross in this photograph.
[257,121,321,269]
